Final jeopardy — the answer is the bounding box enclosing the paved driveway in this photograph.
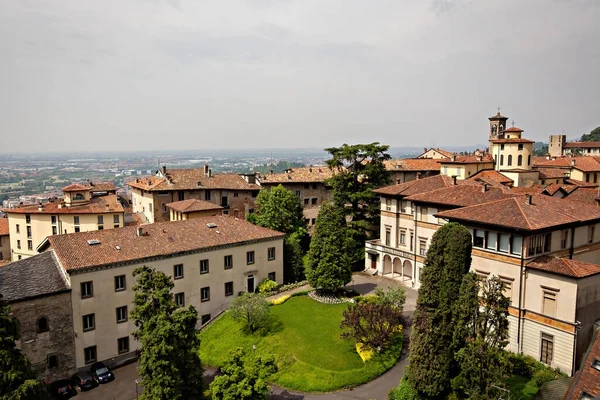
[77,273,416,400]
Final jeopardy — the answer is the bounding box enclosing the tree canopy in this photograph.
[324,143,391,267]
[305,202,353,292]
[130,266,203,400]
[0,294,46,400]
[581,126,600,142]
[229,293,271,334]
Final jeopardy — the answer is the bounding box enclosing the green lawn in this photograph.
[199,296,403,392]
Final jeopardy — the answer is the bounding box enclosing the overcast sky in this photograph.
[1,0,598,153]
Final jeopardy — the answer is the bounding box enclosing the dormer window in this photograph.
[73,193,85,201]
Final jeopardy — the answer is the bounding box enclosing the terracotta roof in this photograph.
[0,251,70,302]
[404,185,518,207]
[564,327,600,399]
[166,199,223,213]
[62,183,91,192]
[509,186,546,195]
[257,166,337,184]
[439,154,495,165]
[504,126,524,133]
[0,260,10,268]
[383,158,441,171]
[0,218,8,236]
[564,178,600,188]
[535,156,600,172]
[528,256,600,279]
[89,182,117,192]
[564,141,600,149]
[46,215,285,271]
[374,174,479,197]
[531,156,550,165]
[543,183,579,196]
[538,168,570,179]
[534,157,573,168]
[2,195,124,215]
[468,170,514,187]
[435,194,600,231]
[418,148,454,159]
[564,188,600,206]
[128,168,261,191]
[490,138,535,144]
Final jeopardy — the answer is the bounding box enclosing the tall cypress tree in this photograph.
[405,222,473,398]
[0,294,46,400]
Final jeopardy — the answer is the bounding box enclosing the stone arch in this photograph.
[402,260,413,279]
[393,258,402,277]
[38,316,49,333]
[382,255,392,275]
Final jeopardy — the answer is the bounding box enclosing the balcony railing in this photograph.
[365,239,415,259]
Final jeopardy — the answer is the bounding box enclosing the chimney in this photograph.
[424,148,427,153]
[482,183,489,193]
[270,170,273,174]
[571,159,576,166]
[396,179,401,184]
[309,167,312,173]
[416,173,421,180]
[477,155,482,162]
[161,166,167,175]
[208,169,212,178]
[546,155,550,160]
[38,202,44,211]
[204,165,209,176]
[105,204,110,212]
[452,175,457,185]
[451,155,456,162]
[136,227,143,237]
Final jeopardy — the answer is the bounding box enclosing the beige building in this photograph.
[128,165,260,223]
[256,166,336,228]
[383,158,441,184]
[534,156,600,185]
[41,215,284,370]
[166,199,224,221]
[439,153,495,180]
[3,184,125,261]
[366,174,600,374]
[0,251,76,383]
[549,134,600,157]
[0,217,10,261]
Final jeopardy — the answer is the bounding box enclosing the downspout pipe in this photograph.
[569,226,575,260]
[571,321,581,376]
[517,235,525,353]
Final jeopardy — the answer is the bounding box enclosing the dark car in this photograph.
[89,362,114,384]
[49,379,77,398]
[71,371,98,391]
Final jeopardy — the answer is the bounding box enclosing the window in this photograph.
[588,225,595,244]
[16,224,20,234]
[26,226,32,239]
[295,190,301,198]
[311,198,317,205]
[200,259,209,274]
[224,255,233,269]
[234,192,239,197]
[115,275,126,291]
[97,215,104,225]
[409,230,414,252]
[303,198,310,205]
[311,218,316,225]
[419,238,427,256]
[74,226,80,233]
[542,290,557,318]
[84,346,97,364]
[498,234,510,253]
[173,264,183,279]
[52,226,57,235]
[268,272,276,281]
[225,281,234,296]
[25,214,31,224]
[304,183,309,189]
[16,240,21,249]
[268,247,275,260]
[201,287,210,302]
[507,155,513,166]
[443,166,448,175]
[175,292,185,307]
[486,231,497,251]
[500,144,505,150]
[38,317,49,333]
[247,251,255,265]
[47,355,59,369]
[561,230,568,249]
[204,191,211,201]
[113,215,119,224]
[399,229,406,246]
[518,143,523,151]
[500,277,513,304]
[419,206,428,222]
[27,240,33,250]
[591,359,600,371]
[162,204,168,213]
[511,236,522,256]
[116,306,128,323]
[81,281,93,298]
[517,155,523,166]
[500,155,504,165]
[540,333,553,365]
[528,155,531,166]
[312,183,317,189]
[528,234,550,256]
[385,198,392,211]
[74,216,80,225]
[473,230,485,248]
[118,337,129,354]
[581,393,595,400]
[201,314,211,325]
[400,200,408,214]
[82,314,95,331]
[385,226,391,246]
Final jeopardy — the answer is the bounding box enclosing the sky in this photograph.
[0,0,599,153]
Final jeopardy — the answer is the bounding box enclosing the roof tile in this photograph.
[166,199,223,213]
[528,256,600,278]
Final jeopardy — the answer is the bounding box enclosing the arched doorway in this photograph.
[402,260,413,281]
[393,258,402,279]
[382,255,392,275]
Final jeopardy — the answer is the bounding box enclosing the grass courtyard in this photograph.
[199,295,403,392]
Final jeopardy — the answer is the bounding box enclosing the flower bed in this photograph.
[308,290,354,304]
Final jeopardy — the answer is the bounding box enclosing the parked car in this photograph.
[71,371,98,391]
[89,362,114,383]
[49,379,77,398]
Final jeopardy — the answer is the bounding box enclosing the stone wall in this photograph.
[12,291,76,383]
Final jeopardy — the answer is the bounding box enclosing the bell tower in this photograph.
[488,107,509,150]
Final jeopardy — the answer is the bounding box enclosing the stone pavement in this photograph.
[77,273,416,400]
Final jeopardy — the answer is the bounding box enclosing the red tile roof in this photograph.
[490,138,535,144]
[564,141,600,149]
[543,183,579,196]
[564,327,600,399]
[405,185,518,207]
[128,168,261,191]
[468,170,514,187]
[166,199,223,213]
[528,256,600,279]
[504,126,524,132]
[435,194,600,231]
[89,182,117,192]
[535,156,600,172]
[509,186,546,195]
[2,195,124,215]
[440,154,495,165]
[0,218,8,236]
[374,174,479,197]
[564,188,600,206]
[46,215,285,271]
[564,179,600,188]
[538,168,570,179]
[62,183,91,192]
[418,148,454,159]
[384,158,441,171]
[257,166,338,183]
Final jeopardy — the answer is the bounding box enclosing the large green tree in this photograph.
[451,274,510,399]
[581,126,600,142]
[405,222,473,398]
[305,202,353,292]
[0,294,46,400]
[130,266,203,400]
[229,293,271,334]
[248,185,308,282]
[325,143,391,267]
[210,348,277,400]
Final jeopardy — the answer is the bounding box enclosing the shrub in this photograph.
[388,377,422,400]
[271,295,291,306]
[356,342,374,362]
[521,380,539,399]
[290,290,310,298]
[532,369,557,386]
[258,279,278,293]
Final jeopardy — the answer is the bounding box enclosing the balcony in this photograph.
[365,239,414,260]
